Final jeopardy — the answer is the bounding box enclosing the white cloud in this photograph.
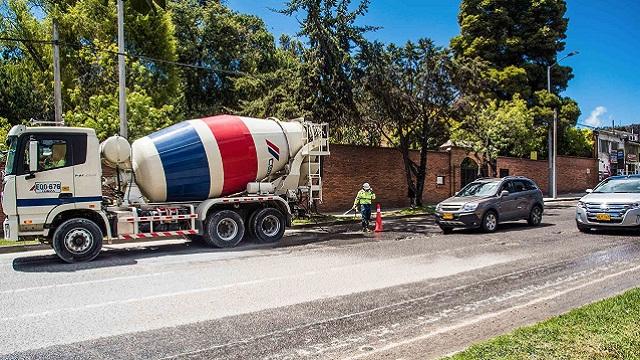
[585,106,607,127]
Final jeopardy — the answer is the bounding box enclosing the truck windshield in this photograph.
[594,178,640,193]
[457,181,500,197]
[4,136,17,175]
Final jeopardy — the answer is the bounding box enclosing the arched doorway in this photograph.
[460,157,483,187]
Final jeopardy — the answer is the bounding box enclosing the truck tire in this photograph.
[246,210,260,241]
[251,208,286,244]
[52,218,103,263]
[204,210,245,248]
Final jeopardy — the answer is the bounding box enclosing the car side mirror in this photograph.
[500,190,509,197]
[28,140,38,173]
[586,189,593,193]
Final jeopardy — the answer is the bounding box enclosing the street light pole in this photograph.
[546,51,579,199]
[117,0,127,139]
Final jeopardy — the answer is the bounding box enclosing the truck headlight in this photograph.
[462,203,478,211]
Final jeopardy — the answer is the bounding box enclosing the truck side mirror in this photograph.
[29,140,38,173]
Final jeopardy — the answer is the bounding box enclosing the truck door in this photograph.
[14,134,76,231]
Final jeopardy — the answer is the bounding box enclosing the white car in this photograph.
[576,175,640,231]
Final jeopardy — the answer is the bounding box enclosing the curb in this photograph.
[291,213,432,229]
[0,243,49,254]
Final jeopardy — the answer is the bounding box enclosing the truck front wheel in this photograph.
[204,210,245,248]
[52,218,103,263]
[251,208,286,244]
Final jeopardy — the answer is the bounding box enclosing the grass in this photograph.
[447,287,640,360]
[0,239,40,247]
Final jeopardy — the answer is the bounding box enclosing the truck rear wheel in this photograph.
[251,208,286,244]
[204,210,245,248]
[52,218,103,263]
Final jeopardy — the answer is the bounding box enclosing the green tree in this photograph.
[281,0,377,135]
[170,0,279,118]
[356,39,455,207]
[450,95,540,176]
[451,0,585,158]
[235,35,307,120]
[451,0,572,99]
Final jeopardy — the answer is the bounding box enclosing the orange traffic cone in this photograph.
[374,203,383,232]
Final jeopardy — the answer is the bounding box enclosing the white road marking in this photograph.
[340,263,640,360]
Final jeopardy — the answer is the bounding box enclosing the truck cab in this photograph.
[2,125,108,254]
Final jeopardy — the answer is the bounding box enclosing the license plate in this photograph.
[596,213,611,221]
[442,213,454,220]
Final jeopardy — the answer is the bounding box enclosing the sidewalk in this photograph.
[543,193,585,203]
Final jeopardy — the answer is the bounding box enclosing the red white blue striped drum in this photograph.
[132,115,305,202]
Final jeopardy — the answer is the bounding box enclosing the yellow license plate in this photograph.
[442,213,454,220]
[596,213,611,221]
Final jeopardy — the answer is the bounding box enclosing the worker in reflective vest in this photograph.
[353,183,376,232]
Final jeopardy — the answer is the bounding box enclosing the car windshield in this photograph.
[456,181,500,197]
[4,136,17,175]
[593,178,640,193]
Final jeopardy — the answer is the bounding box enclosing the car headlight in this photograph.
[577,201,586,209]
[462,203,478,211]
[436,203,443,211]
[632,203,640,209]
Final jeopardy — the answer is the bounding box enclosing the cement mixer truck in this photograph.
[1,115,329,263]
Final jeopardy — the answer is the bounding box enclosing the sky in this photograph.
[225,0,640,127]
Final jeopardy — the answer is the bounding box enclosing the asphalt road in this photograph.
[2,201,640,359]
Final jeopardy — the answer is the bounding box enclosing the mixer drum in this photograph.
[132,115,305,202]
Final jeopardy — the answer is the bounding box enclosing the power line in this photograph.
[0,36,249,76]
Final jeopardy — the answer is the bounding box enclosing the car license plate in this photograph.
[596,213,611,221]
[442,213,454,220]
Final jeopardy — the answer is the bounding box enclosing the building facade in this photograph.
[595,129,640,180]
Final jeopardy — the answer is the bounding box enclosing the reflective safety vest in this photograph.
[354,189,376,206]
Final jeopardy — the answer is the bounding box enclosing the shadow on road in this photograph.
[11,228,370,273]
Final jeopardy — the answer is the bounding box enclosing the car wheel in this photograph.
[52,218,103,263]
[203,210,245,248]
[576,221,591,233]
[527,205,543,226]
[439,225,453,235]
[481,211,498,233]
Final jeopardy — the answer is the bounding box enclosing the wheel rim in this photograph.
[217,218,238,241]
[532,208,542,224]
[485,213,497,231]
[261,214,281,237]
[64,228,93,254]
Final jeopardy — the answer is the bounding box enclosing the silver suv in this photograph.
[576,175,640,231]
[435,176,544,233]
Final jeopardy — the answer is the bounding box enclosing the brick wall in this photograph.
[556,156,599,193]
[496,157,550,194]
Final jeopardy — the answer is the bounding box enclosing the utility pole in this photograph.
[117,0,128,138]
[546,50,579,199]
[52,20,63,124]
